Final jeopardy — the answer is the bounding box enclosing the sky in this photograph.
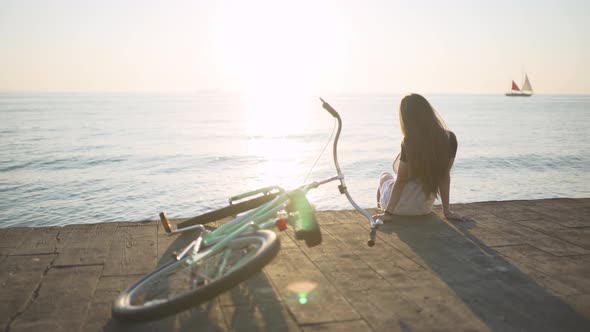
[0,0,588,94]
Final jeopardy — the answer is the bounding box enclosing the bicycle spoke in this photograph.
[225,244,260,274]
[216,247,232,278]
[125,234,270,310]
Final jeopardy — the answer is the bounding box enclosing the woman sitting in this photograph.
[373,93,467,222]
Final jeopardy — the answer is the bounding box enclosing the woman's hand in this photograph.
[444,211,472,222]
[372,212,394,222]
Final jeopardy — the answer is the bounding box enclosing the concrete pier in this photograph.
[1,198,589,331]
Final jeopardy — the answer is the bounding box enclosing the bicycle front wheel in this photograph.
[112,230,280,321]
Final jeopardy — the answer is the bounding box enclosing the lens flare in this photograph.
[287,281,318,305]
[298,293,308,305]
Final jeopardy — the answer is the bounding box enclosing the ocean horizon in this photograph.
[1,93,589,228]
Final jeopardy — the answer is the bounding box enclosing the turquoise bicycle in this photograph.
[112,98,381,321]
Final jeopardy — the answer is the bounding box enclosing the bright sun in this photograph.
[210,2,344,137]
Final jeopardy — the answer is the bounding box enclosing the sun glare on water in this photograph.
[209,1,349,187]
[242,91,313,189]
[242,88,312,136]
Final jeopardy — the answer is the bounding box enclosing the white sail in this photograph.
[522,74,533,92]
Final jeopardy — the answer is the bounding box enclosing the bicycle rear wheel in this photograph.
[112,230,280,321]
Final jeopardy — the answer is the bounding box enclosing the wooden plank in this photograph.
[557,218,590,228]
[378,214,460,240]
[314,211,346,225]
[341,286,449,332]
[515,217,576,233]
[447,278,590,331]
[9,265,102,332]
[397,284,491,331]
[462,218,589,256]
[218,272,281,307]
[466,229,521,247]
[495,245,590,272]
[519,198,587,211]
[550,228,590,250]
[327,210,362,224]
[276,228,299,250]
[264,248,361,325]
[9,227,60,255]
[0,227,32,255]
[465,226,534,247]
[564,294,590,321]
[221,302,300,332]
[470,213,519,229]
[448,203,493,218]
[493,245,590,293]
[317,266,385,293]
[358,245,425,273]
[452,201,522,217]
[312,252,370,272]
[84,275,228,331]
[320,223,377,251]
[302,320,372,332]
[513,200,590,228]
[82,275,138,331]
[291,227,348,261]
[102,224,157,277]
[527,235,590,256]
[501,255,581,297]
[493,209,551,222]
[1,199,590,331]
[368,232,508,285]
[54,223,117,266]
[0,255,55,329]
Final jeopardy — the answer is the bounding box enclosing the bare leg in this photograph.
[377,172,394,210]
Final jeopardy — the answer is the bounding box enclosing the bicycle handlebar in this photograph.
[319,97,381,247]
[320,97,340,119]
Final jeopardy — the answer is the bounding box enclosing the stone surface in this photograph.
[0,254,55,329]
[9,265,102,332]
[9,227,60,255]
[54,223,118,266]
[0,198,588,331]
[102,223,157,277]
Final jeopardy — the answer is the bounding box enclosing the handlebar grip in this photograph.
[368,227,377,247]
[319,97,340,119]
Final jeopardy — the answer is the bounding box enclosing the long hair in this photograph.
[399,94,450,197]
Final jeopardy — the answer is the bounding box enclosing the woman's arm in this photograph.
[439,157,454,217]
[384,160,410,215]
[438,157,469,221]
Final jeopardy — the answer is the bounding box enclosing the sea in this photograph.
[1,93,589,228]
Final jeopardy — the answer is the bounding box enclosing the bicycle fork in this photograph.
[320,97,383,246]
[336,174,383,246]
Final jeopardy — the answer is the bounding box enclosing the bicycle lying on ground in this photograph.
[112,98,382,321]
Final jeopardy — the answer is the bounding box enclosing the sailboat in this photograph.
[506,73,533,97]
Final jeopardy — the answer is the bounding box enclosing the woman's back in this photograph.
[399,95,456,197]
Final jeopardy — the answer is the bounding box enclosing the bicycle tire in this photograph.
[112,230,280,321]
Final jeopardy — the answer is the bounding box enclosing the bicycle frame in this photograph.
[166,98,382,264]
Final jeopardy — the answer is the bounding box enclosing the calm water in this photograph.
[1,93,589,227]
